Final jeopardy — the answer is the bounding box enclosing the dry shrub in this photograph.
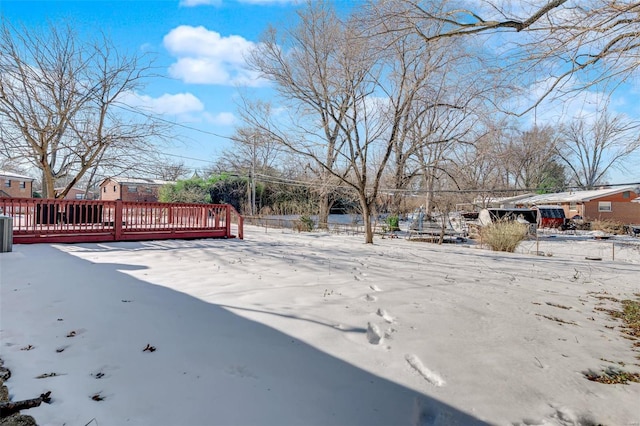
[294,215,314,232]
[481,220,528,252]
[590,219,626,235]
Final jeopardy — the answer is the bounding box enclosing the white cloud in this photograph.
[205,112,236,126]
[163,25,265,87]
[119,91,205,116]
[520,75,626,126]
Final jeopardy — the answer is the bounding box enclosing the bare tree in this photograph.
[0,20,169,198]
[223,127,284,174]
[449,122,510,208]
[221,126,285,215]
[244,3,351,228]
[368,8,472,217]
[153,160,190,181]
[244,1,446,243]
[394,1,640,110]
[0,156,29,175]
[558,106,640,189]
[500,125,566,191]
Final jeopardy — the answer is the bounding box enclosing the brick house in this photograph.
[517,186,640,224]
[99,177,173,202]
[0,170,35,198]
[55,187,96,200]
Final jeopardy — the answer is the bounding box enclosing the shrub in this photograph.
[385,215,400,231]
[481,220,528,252]
[294,215,314,232]
[590,219,626,235]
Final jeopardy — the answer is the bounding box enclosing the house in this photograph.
[515,186,640,224]
[99,177,173,202]
[55,187,96,200]
[0,170,35,198]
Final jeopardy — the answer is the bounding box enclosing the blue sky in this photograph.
[0,0,333,174]
[1,0,639,184]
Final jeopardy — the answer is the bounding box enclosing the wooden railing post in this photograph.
[226,205,231,238]
[114,199,123,241]
[238,215,244,240]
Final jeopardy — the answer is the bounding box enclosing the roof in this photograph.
[54,186,93,192]
[100,177,174,186]
[484,193,536,204]
[517,186,639,205]
[0,170,35,181]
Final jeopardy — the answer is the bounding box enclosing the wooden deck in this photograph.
[0,198,243,244]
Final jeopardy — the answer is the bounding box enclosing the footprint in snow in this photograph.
[366,322,382,345]
[405,354,445,387]
[364,294,377,302]
[369,285,382,292]
[377,308,394,323]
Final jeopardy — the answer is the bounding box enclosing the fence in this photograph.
[0,198,243,244]
[242,215,382,236]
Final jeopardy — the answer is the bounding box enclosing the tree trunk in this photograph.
[391,174,404,217]
[317,191,331,230]
[424,172,435,220]
[359,193,374,244]
[42,170,55,199]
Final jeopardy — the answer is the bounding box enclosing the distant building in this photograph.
[0,170,35,198]
[55,187,96,200]
[515,186,640,224]
[99,177,174,202]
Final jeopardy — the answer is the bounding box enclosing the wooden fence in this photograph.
[0,198,243,244]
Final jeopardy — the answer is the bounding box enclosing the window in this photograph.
[569,202,577,211]
[103,187,107,193]
[127,185,138,193]
[4,180,10,188]
[113,185,117,192]
[75,193,85,200]
[598,201,612,212]
[19,181,26,189]
[623,191,630,199]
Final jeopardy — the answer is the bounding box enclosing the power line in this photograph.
[113,103,235,141]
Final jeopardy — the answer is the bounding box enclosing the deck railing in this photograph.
[0,198,243,244]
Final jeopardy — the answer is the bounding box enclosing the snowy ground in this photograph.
[1,226,639,425]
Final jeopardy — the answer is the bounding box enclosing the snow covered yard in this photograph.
[1,226,639,425]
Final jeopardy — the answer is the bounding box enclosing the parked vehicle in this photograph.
[478,208,538,234]
[533,205,566,229]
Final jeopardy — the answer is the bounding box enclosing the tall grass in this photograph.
[481,220,529,252]
[590,219,627,235]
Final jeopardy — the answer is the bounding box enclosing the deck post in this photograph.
[114,199,123,241]
[226,205,231,238]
